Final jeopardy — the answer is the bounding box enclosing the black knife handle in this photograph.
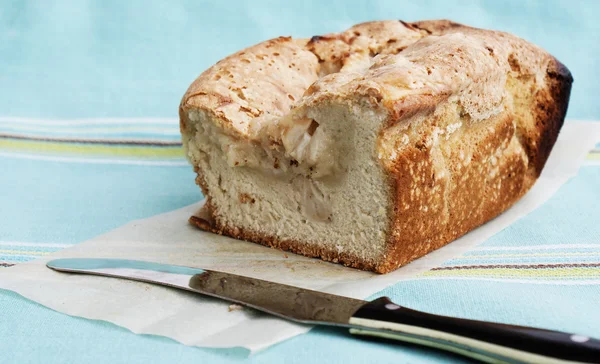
[349,297,600,363]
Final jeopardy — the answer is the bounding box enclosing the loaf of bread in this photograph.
[180,20,572,273]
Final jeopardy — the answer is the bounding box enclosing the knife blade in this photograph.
[47,258,600,364]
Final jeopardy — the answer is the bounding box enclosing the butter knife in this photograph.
[47,258,600,364]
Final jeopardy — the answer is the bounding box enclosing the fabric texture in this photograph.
[1,1,600,363]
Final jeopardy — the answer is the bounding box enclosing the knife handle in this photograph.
[348,297,600,363]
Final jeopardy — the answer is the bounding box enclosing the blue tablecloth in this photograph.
[2,1,599,363]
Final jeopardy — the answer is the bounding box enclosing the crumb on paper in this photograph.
[228,304,243,312]
[283,253,288,258]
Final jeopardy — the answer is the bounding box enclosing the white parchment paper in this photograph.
[1,122,598,352]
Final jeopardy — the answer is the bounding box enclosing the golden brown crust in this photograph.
[306,20,423,75]
[528,58,572,176]
[182,20,573,274]
[378,111,528,273]
[375,20,573,273]
[180,36,320,138]
[410,19,573,179]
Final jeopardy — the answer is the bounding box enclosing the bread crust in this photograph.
[181,20,573,273]
[376,20,572,273]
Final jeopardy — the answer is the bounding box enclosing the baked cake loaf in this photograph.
[180,20,572,273]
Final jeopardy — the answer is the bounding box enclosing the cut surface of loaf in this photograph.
[180,20,572,273]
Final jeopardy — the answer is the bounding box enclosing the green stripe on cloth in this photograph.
[421,265,600,281]
[0,241,75,266]
[0,138,185,159]
[0,133,182,146]
[587,150,600,160]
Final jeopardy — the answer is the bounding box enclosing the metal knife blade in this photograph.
[47,258,206,292]
[46,258,366,326]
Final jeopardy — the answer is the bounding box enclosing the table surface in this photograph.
[1,1,600,363]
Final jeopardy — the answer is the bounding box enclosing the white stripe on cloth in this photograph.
[0,117,178,126]
[0,132,182,145]
[0,124,181,135]
[439,261,600,268]
[472,244,600,252]
[409,276,600,285]
[0,255,47,260]
[0,241,74,248]
[0,152,188,166]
